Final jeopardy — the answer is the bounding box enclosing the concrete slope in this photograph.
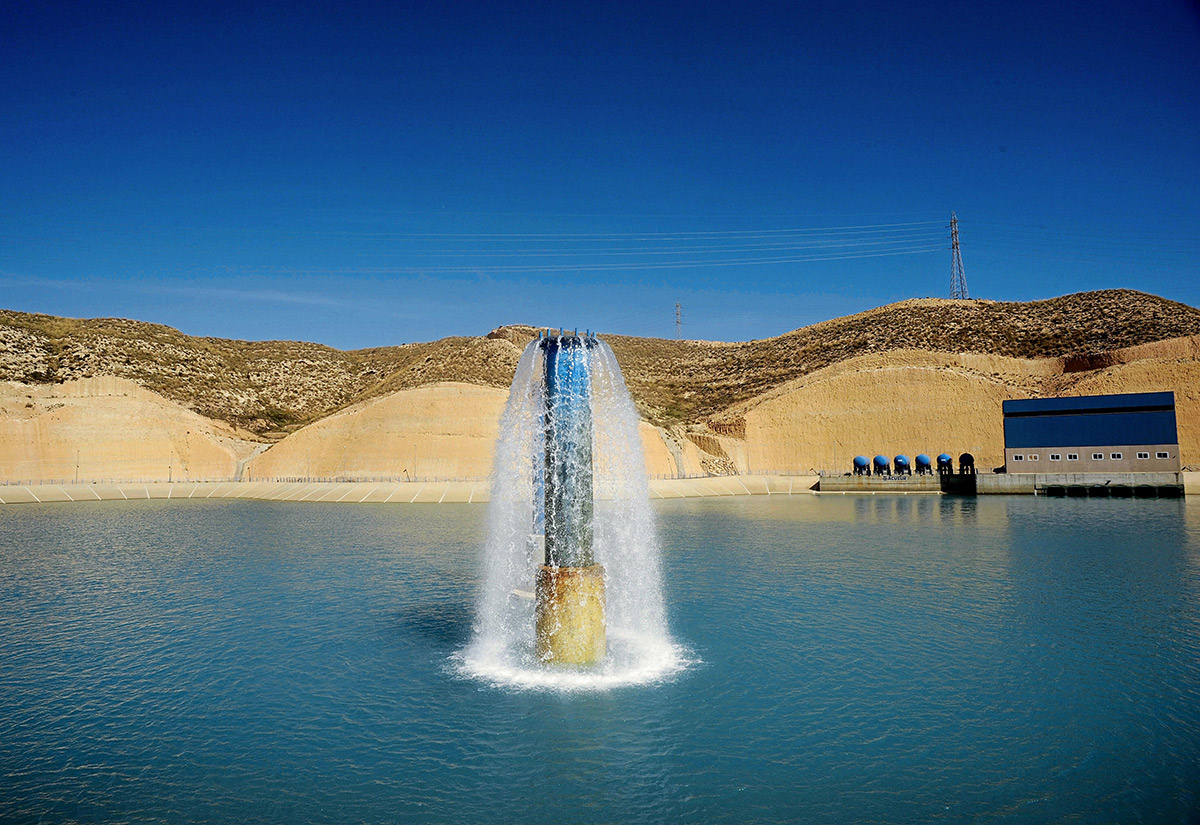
[704,336,1200,474]
[244,381,685,480]
[708,350,1055,473]
[245,382,509,480]
[1053,337,1200,464]
[0,376,260,482]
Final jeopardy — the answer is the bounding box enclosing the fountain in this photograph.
[457,329,687,689]
[535,331,605,665]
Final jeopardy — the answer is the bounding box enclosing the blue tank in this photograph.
[915,454,932,474]
[853,455,869,475]
[872,455,890,475]
[894,454,911,475]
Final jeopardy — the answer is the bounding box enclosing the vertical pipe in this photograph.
[541,335,594,568]
[535,333,605,665]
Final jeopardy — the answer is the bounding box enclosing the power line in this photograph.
[370,233,948,258]
[264,246,945,276]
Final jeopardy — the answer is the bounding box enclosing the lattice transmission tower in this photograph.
[674,302,683,339]
[949,212,969,299]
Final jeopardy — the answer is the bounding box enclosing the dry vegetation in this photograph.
[0,312,527,436]
[3,290,1197,436]
[605,290,1200,424]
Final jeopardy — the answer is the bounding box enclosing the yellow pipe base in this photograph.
[534,564,606,666]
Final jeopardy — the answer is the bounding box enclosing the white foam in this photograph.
[453,631,696,692]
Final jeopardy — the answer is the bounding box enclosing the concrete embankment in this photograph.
[816,475,944,494]
[975,471,1188,495]
[818,471,1197,496]
[0,475,821,505]
[6,472,1193,505]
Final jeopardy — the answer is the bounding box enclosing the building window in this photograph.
[1157,451,1169,459]
[1067,453,1078,461]
[1137,452,1149,459]
[1012,454,1024,461]
[1049,454,1061,461]
[1029,454,1039,461]
[1111,452,1122,460]
[1092,453,1104,460]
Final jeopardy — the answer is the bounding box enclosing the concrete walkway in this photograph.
[0,476,820,505]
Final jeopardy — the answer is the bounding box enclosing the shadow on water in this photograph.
[394,599,474,649]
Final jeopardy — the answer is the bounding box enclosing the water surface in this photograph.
[1,496,1197,823]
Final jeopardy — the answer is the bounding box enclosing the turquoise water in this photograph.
[1,495,1198,823]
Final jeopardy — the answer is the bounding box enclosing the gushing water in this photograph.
[455,338,690,690]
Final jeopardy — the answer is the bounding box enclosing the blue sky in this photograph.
[2,1,1197,348]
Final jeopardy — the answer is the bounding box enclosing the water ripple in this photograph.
[0,497,1197,823]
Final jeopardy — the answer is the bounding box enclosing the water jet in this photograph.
[460,329,682,689]
[534,332,605,665]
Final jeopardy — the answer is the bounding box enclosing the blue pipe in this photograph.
[539,333,598,567]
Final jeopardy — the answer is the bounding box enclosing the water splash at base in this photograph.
[452,631,694,692]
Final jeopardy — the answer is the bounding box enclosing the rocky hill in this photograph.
[0,312,524,436]
[603,290,1200,425]
[3,290,1198,437]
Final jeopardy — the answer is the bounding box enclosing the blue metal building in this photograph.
[1002,391,1180,472]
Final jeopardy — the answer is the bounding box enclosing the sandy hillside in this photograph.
[245,383,509,480]
[243,381,686,480]
[698,335,1200,473]
[708,350,1053,472]
[0,377,260,483]
[2,292,1198,482]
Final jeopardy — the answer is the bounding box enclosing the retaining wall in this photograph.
[817,475,942,494]
[0,475,821,506]
[3,472,1191,506]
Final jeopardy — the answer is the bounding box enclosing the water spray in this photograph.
[535,331,605,665]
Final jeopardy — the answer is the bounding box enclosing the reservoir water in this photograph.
[1,495,1198,823]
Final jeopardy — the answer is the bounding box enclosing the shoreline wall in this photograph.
[4,472,1196,506]
[0,475,821,505]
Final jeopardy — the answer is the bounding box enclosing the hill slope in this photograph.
[0,312,525,436]
[2,290,1199,481]
[603,290,1200,425]
[3,290,1198,436]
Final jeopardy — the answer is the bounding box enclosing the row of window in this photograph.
[1011,451,1170,462]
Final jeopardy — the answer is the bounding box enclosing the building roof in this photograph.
[1002,391,1174,416]
[1002,392,1178,449]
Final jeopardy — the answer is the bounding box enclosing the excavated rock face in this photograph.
[485,325,539,347]
[2,289,1198,438]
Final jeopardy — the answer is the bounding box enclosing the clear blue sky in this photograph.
[2,1,1198,348]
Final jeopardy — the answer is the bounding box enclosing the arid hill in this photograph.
[0,311,526,436]
[602,290,1200,425]
[3,290,1199,482]
[3,290,1198,436]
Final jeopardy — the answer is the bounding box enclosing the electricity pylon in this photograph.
[950,212,969,300]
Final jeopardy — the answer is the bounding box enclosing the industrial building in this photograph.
[1002,391,1180,473]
